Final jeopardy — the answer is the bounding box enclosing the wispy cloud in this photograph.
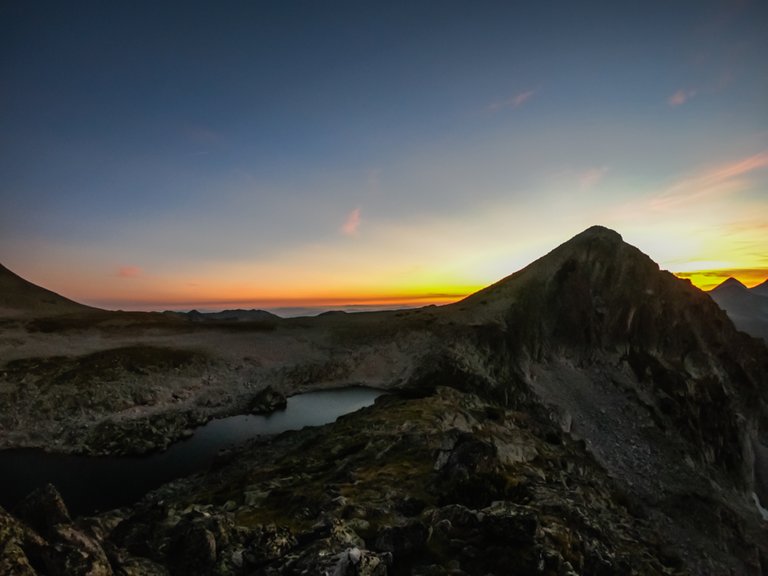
[341,208,362,236]
[668,88,697,107]
[117,265,142,278]
[651,150,768,211]
[487,89,536,112]
[580,167,609,190]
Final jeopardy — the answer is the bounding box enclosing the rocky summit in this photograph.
[1,226,767,575]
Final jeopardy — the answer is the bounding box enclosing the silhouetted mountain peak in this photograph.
[0,262,94,317]
[456,226,742,362]
[711,277,748,293]
[461,225,658,310]
[571,224,624,243]
[709,276,768,341]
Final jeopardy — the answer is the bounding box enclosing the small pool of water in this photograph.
[0,387,383,517]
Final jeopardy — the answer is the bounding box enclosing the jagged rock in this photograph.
[435,430,508,508]
[3,487,113,576]
[241,523,297,567]
[331,546,389,576]
[166,521,218,576]
[0,507,40,576]
[480,501,538,544]
[248,385,287,414]
[107,554,169,576]
[14,483,71,535]
[374,521,429,564]
[42,523,113,576]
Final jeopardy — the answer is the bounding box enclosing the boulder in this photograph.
[14,483,71,536]
[248,386,287,414]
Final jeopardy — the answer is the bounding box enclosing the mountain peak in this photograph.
[460,226,651,306]
[572,225,623,243]
[0,262,94,317]
[711,277,748,293]
[455,225,737,357]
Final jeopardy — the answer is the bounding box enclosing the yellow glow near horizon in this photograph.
[673,269,768,291]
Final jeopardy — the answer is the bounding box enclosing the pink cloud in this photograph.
[580,167,609,190]
[651,150,768,211]
[117,266,142,278]
[668,88,697,106]
[341,208,361,236]
[487,89,536,112]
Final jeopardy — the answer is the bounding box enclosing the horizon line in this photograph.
[75,268,768,313]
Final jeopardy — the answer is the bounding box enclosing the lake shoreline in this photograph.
[0,387,384,517]
[0,377,392,457]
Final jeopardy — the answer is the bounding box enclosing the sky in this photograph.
[1,0,767,311]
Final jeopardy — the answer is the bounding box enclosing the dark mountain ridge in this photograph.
[0,263,95,317]
[181,308,281,322]
[709,275,768,342]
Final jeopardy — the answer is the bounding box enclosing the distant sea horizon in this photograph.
[88,294,463,317]
[95,300,459,318]
[199,303,434,318]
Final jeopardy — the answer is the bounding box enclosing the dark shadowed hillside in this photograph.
[709,276,768,341]
[0,263,96,317]
[752,279,768,297]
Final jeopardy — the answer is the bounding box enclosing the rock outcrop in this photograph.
[248,385,287,414]
[2,484,112,575]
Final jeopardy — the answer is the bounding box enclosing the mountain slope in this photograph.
[438,226,768,572]
[451,226,767,484]
[0,263,96,317]
[709,276,768,341]
[752,279,768,297]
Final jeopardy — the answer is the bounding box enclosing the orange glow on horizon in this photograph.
[82,289,477,312]
[55,263,768,311]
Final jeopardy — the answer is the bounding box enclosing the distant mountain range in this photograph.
[167,308,281,322]
[709,276,768,341]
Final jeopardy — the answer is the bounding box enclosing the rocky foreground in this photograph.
[2,226,768,574]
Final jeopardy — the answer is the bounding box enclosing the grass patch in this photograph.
[4,345,207,388]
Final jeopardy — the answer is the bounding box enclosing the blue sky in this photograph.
[1,1,767,308]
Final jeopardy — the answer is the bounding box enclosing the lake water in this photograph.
[0,387,383,517]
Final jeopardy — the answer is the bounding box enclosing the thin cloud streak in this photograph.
[651,151,768,211]
[580,167,609,190]
[487,89,536,112]
[117,266,142,278]
[341,208,362,236]
[668,88,697,106]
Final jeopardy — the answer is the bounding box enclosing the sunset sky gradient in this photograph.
[1,1,766,310]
